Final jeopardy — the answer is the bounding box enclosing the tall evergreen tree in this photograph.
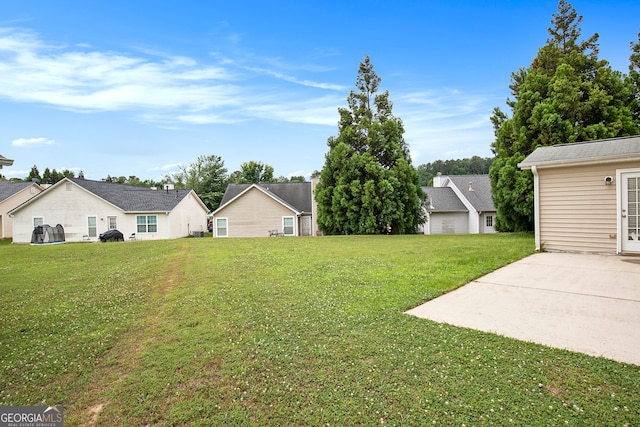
[315,56,425,234]
[490,0,639,231]
[25,165,41,182]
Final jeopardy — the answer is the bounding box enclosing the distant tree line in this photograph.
[13,165,167,188]
[415,156,493,186]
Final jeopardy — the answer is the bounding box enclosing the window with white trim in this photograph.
[137,215,158,233]
[33,217,44,228]
[283,216,294,236]
[216,218,228,237]
[88,216,98,238]
[107,216,117,230]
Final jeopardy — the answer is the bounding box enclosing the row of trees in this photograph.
[416,156,493,186]
[490,0,640,231]
[18,165,169,188]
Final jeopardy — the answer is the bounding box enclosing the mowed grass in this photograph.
[1,234,639,426]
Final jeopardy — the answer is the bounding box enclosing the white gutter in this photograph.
[532,165,541,251]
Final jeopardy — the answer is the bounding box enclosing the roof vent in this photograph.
[469,182,474,192]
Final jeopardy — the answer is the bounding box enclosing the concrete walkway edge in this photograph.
[406,252,640,366]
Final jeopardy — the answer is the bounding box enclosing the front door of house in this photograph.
[621,172,640,253]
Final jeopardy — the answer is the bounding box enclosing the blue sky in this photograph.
[1,1,638,182]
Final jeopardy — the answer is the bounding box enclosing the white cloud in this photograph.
[394,89,496,163]
[12,137,55,147]
[148,163,183,171]
[244,95,341,126]
[177,113,244,125]
[244,66,347,91]
[0,28,239,113]
[0,27,350,129]
[2,169,30,178]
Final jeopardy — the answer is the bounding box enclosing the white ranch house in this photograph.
[9,177,209,243]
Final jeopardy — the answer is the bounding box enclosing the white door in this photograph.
[621,172,640,253]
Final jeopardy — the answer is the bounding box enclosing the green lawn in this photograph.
[1,234,639,426]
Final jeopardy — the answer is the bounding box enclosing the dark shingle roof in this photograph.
[423,187,468,212]
[219,182,312,213]
[519,135,640,168]
[0,181,33,202]
[69,178,195,212]
[447,175,495,212]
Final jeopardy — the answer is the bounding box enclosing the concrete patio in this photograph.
[406,252,640,365]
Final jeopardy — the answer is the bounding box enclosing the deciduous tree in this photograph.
[171,154,228,211]
[229,161,275,184]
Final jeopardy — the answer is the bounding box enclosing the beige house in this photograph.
[213,182,316,238]
[519,136,640,254]
[9,177,209,243]
[0,181,43,239]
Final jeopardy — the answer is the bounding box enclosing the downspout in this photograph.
[532,165,541,251]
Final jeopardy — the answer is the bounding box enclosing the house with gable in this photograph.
[212,182,316,237]
[422,174,496,234]
[519,135,640,254]
[9,177,208,243]
[0,181,44,239]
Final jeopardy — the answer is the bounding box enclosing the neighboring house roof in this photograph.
[423,187,468,212]
[0,181,36,202]
[216,182,312,214]
[446,175,495,212]
[0,155,14,168]
[9,177,208,214]
[519,135,640,169]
